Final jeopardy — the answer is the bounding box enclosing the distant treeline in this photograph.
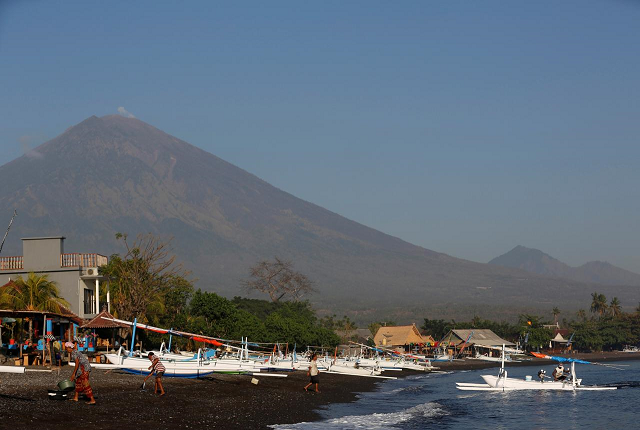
[420,292,640,352]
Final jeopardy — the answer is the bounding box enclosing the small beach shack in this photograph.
[440,329,514,358]
[0,306,83,365]
[549,328,571,353]
[373,324,434,353]
[81,308,128,357]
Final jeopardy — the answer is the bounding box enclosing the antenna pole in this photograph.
[0,210,17,255]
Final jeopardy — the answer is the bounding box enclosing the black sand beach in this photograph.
[1,352,638,429]
[0,368,380,429]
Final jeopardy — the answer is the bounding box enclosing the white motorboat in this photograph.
[456,347,617,392]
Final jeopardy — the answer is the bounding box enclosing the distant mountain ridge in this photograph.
[0,115,637,321]
[489,246,640,286]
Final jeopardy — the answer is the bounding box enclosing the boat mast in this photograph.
[129,318,137,357]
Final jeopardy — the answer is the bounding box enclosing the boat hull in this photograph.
[455,375,615,391]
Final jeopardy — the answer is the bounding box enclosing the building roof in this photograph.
[81,309,128,329]
[448,329,515,347]
[554,328,571,337]
[373,323,430,347]
[551,333,568,343]
[0,308,83,324]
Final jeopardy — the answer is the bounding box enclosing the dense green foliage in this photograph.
[142,290,340,350]
[516,314,553,349]
[569,292,640,351]
[0,273,70,340]
[0,272,69,313]
[318,314,359,343]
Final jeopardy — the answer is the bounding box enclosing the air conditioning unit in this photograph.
[86,268,96,276]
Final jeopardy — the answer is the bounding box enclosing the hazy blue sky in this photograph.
[1,1,639,271]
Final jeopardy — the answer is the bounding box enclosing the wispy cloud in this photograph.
[19,135,44,159]
[117,106,136,118]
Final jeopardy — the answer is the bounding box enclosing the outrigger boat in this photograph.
[100,318,294,377]
[346,342,438,372]
[456,346,617,391]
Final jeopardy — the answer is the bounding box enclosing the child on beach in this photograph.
[144,352,166,396]
[304,353,320,393]
[66,341,96,405]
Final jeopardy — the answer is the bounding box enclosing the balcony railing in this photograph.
[0,256,23,270]
[0,253,108,271]
[61,253,108,268]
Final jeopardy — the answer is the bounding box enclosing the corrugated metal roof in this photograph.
[451,329,515,346]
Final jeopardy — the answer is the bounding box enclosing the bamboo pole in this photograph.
[42,314,46,365]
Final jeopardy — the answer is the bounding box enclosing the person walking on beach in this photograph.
[304,353,320,393]
[144,352,166,396]
[52,338,62,367]
[66,341,96,405]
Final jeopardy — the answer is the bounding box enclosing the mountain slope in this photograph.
[0,116,636,319]
[489,246,640,286]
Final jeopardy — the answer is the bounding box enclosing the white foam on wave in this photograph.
[271,402,448,429]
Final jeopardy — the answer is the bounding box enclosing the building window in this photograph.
[84,289,95,314]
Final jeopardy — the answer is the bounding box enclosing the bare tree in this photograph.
[243,257,314,302]
[103,233,190,324]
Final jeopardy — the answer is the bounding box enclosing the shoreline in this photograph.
[1,351,639,429]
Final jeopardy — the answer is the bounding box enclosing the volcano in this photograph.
[0,115,634,319]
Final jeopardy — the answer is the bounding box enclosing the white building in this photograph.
[0,236,108,319]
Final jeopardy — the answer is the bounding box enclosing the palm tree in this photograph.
[590,292,608,318]
[552,307,561,326]
[0,272,69,340]
[576,309,586,321]
[609,297,622,317]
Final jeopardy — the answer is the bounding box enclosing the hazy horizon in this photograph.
[2,1,639,272]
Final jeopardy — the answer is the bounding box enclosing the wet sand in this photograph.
[1,351,639,429]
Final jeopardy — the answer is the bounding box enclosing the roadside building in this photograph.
[0,236,108,320]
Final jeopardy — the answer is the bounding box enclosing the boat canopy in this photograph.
[531,352,592,364]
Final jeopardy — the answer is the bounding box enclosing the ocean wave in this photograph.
[272,402,448,429]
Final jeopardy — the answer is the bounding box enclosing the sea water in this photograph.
[273,360,640,429]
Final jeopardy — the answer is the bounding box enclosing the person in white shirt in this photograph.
[304,353,320,393]
[552,364,566,381]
